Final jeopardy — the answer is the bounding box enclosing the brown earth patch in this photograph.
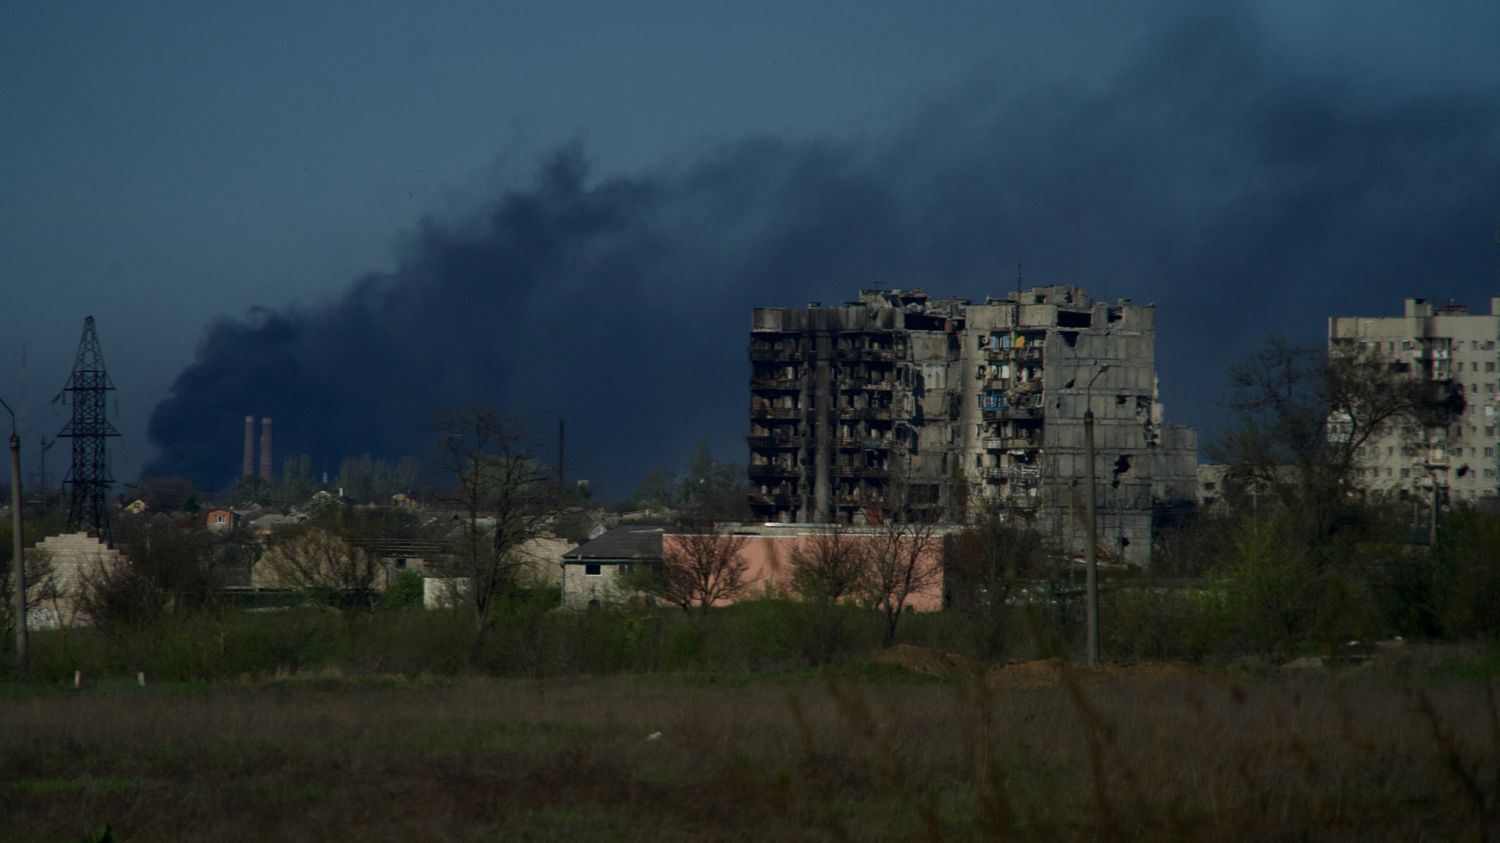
[869,644,984,678]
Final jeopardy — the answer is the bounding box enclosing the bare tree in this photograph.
[263,527,383,608]
[790,526,868,604]
[1218,335,1458,537]
[1,548,54,640]
[429,407,554,633]
[76,518,217,629]
[653,510,751,614]
[948,503,1047,661]
[862,479,943,648]
[789,525,869,662]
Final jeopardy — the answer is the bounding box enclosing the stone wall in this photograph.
[28,533,126,630]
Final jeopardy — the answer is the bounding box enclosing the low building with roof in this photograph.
[560,525,665,609]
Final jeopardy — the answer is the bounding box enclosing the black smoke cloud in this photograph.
[146,7,1500,494]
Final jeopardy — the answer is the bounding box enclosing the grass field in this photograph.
[2,652,1497,842]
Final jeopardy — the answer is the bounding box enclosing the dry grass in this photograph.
[1,658,1496,841]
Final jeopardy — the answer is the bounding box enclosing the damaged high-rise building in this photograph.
[747,285,1198,565]
[1329,296,1500,505]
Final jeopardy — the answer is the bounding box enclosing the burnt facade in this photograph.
[747,285,1198,565]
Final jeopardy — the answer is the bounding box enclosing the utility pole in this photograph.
[1425,458,1445,546]
[1083,363,1110,667]
[0,396,25,679]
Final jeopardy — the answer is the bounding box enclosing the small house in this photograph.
[559,525,664,609]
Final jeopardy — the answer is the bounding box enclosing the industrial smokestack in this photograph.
[242,416,255,478]
[259,417,273,483]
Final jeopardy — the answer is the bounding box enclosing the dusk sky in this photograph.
[3,2,1498,497]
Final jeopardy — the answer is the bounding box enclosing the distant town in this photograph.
[4,284,1495,645]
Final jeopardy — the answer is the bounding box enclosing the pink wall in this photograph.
[663,532,944,612]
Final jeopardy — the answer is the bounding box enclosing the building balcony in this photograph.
[982,405,1043,421]
[750,347,802,362]
[834,435,894,450]
[837,407,893,421]
[835,347,896,363]
[986,346,1043,363]
[837,378,896,392]
[750,406,802,420]
[748,492,796,508]
[747,434,802,449]
[982,435,1040,451]
[750,376,801,390]
[748,463,800,479]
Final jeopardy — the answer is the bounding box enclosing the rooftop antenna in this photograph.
[57,316,120,542]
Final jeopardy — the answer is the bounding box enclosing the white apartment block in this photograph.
[1329,297,1500,504]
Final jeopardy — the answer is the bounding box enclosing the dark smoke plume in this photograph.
[146,7,1500,494]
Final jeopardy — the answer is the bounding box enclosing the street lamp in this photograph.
[1082,363,1109,666]
[0,396,23,678]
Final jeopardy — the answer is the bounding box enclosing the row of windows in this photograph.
[1363,466,1499,479]
[1361,445,1498,460]
[1358,339,1498,352]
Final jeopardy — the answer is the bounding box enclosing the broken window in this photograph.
[1057,310,1091,328]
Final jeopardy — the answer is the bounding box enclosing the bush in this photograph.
[1103,585,1227,662]
[383,570,425,610]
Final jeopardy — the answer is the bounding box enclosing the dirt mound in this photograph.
[871,644,984,679]
[989,659,1202,688]
[989,658,1067,689]
[1100,661,1199,681]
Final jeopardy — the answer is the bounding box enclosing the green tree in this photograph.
[679,442,749,520]
[280,454,315,504]
[1207,335,1449,656]
[233,475,271,507]
[630,468,680,510]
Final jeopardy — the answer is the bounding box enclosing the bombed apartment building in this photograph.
[1329,296,1500,505]
[747,285,1197,564]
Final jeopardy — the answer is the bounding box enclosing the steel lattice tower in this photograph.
[58,316,120,541]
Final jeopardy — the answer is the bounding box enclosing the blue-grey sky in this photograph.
[3,2,1498,496]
